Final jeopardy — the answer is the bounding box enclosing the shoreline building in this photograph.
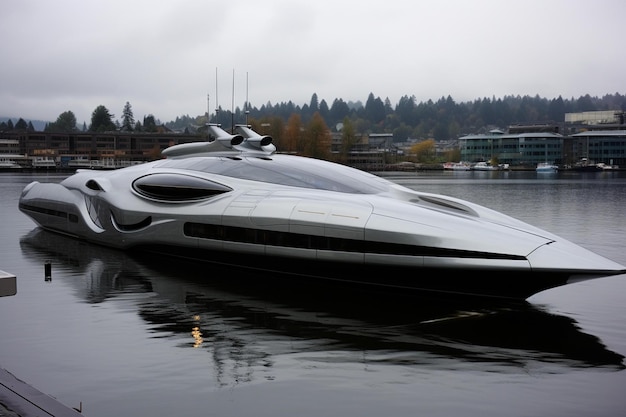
[458,129,564,168]
[459,111,626,168]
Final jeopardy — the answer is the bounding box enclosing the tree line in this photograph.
[2,93,625,142]
[0,102,163,134]
[146,92,626,141]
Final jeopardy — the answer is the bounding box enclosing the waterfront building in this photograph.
[459,111,626,168]
[565,110,624,126]
[4,130,202,168]
[330,132,395,170]
[0,138,28,167]
[0,138,21,155]
[569,130,626,167]
[458,130,564,168]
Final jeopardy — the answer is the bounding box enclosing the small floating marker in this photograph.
[45,261,52,281]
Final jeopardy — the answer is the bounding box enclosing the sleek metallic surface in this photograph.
[17,126,626,299]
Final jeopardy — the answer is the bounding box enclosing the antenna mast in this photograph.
[245,71,250,125]
[206,92,211,139]
[215,67,219,120]
[231,68,235,133]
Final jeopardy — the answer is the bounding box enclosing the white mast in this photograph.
[215,67,219,118]
[245,71,250,125]
[231,68,235,132]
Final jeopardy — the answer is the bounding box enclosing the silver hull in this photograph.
[18,126,626,300]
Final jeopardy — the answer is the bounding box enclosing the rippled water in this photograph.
[1,170,626,417]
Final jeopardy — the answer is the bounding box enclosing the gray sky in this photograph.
[1,0,624,126]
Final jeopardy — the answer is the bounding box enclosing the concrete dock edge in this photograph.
[0,367,82,417]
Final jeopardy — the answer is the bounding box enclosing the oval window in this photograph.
[132,174,232,201]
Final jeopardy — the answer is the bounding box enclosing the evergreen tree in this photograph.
[143,114,157,132]
[54,111,77,131]
[548,96,565,122]
[396,95,416,125]
[89,105,116,132]
[14,118,28,130]
[121,101,135,132]
[329,98,350,127]
[319,99,329,124]
[392,123,413,141]
[576,94,595,112]
[309,93,319,113]
[365,93,385,124]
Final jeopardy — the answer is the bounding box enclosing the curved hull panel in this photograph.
[18,126,626,300]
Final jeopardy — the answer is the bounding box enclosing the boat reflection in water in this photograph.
[20,229,625,376]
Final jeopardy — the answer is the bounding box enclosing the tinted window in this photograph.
[157,155,390,194]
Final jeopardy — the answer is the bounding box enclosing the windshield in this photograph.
[157,154,391,194]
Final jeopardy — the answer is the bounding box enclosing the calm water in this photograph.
[1,170,626,417]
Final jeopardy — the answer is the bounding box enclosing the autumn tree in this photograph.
[251,116,284,149]
[283,113,302,153]
[89,105,116,132]
[410,139,436,163]
[337,117,357,164]
[442,147,462,162]
[147,144,162,161]
[303,112,331,159]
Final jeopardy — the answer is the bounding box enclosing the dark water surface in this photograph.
[1,170,625,417]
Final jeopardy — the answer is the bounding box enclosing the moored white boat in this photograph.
[30,156,57,169]
[443,162,471,171]
[0,157,22,170]
[471,161,500,171]
[595,163,617,170]
[536,162,558,173]
[571,158,603,172]
[67,156,93,169]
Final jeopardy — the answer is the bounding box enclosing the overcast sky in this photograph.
[1,0,624,126]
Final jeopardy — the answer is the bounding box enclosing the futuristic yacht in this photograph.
[18,124,626,300]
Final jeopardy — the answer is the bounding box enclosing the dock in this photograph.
[0,367,84,417]
[0,367,82,416]
[1,270,81,416]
